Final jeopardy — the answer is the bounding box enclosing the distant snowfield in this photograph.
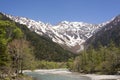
[23,69,120,80]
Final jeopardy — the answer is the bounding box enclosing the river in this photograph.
[24,69,120,80]
[24,69,91,80]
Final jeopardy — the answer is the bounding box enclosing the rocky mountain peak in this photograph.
[4,13,116,53]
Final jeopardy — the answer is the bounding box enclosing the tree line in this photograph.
[67,42,120,74]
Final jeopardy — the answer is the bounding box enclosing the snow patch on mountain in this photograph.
[5,13,108,53]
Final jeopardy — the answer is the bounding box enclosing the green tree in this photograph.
[0,20,23,78]
[8,39,35,74]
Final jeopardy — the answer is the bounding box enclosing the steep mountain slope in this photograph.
[5,13,103,53]
[85,15,120,48]
[52,21,101,53]
[0,12,74,61]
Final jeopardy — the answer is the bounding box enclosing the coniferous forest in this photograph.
[67,42,120,74]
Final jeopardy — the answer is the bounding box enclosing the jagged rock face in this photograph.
[52,21,102,53]
[5,14,109,53]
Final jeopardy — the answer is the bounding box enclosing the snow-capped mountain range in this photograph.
[4,13,113,53]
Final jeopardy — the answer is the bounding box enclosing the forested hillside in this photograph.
[16,24,74,61]
[85,15,120,49]
[0,13,75,62]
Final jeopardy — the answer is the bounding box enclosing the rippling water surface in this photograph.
[24,72,91,80]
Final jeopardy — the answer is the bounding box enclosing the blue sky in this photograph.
[0,0,120,24]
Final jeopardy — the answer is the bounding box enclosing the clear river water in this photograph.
[24,71,91,80]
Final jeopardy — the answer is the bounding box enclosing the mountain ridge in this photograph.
[3,12,116,53]
[85,14,120,49]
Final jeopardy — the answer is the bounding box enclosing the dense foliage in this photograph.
[68,42,120,74]
[0,20,23,70]
[36,60,67,69]
[80,16,120,74]
[0,13,35,80]
[8,39,36,73]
